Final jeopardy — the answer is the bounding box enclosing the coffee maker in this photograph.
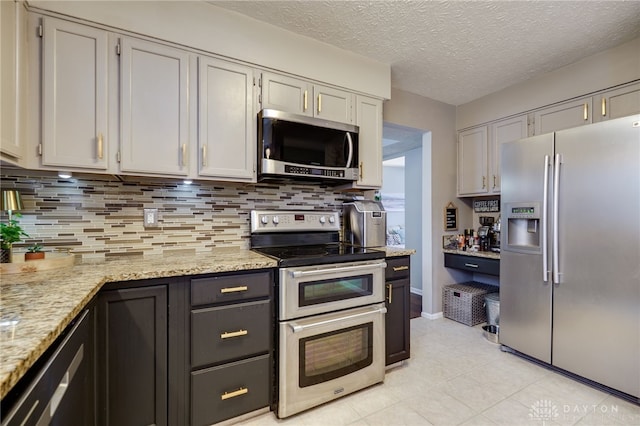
[478,216,499,252]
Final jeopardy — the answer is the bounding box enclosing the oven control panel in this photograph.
[251,210,340,233]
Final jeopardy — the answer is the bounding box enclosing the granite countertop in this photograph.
[0,248,277,400]
[442,248,500,260]
[0,245,412,400]
[384,246,417,257]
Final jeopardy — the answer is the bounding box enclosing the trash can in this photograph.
[484,293,500,326]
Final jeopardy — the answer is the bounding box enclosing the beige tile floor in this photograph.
[238,317,640,425]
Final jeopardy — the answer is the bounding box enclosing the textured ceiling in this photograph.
[209,1,640,106]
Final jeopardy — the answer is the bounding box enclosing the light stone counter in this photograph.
[384,246,416,257]
[442,248,500,260]
[0,248,277,400]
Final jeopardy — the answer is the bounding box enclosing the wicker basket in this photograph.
[443,282,497,326]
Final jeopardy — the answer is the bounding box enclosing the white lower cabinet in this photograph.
[198,57,255,181]
[119,37,191,176]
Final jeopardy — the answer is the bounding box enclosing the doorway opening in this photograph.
[382,123,431,318]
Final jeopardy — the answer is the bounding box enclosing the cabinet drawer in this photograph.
[385,256,410,280]
[191,300,271,368]
[444,253,499,276]
[191,354,270,426]
[191,271,271,306]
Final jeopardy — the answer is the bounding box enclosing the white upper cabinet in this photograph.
[593,82,640,122]
[533,96,592,135]
[1,0,26,163]
[198,56,255,181]
[41,16,109,170]
[353,95,383,188]
[490,115,527,194]
[260,72,353,124]
[457,126,488,196]
[314,85,354,124]
[260,72,312,116]
[119,37,191,176]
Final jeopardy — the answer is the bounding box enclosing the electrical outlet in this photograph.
[143,208,159,228]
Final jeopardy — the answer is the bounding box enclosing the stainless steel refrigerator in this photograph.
[500,114,640,400]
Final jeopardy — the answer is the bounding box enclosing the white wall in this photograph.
[457,37,640,129]
[28,1,390,99]
[405,146,423,295]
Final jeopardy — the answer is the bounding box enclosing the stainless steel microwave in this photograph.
[258,109,359,181]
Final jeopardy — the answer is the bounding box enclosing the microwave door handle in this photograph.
[345,132,354,168]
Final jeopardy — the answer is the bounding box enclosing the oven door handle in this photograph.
[289,306,387,333]
[290,262,387,278]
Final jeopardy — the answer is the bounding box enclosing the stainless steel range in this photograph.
[250,210,387,418]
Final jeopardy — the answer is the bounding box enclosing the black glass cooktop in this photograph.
[252,243,385,267]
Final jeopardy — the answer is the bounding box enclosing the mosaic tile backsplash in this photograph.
[1,169,362,259]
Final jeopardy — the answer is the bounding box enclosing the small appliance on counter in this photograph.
[478,216,500,252]
[343,200,387,248]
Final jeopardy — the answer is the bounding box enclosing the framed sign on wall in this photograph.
[444,202,458,231]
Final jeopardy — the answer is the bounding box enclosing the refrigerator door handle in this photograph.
[542,155,550,282]
[552,153,562,284]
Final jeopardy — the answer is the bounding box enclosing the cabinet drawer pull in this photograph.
[220,285,248,294]
[181,143,187,167]
[392,265,409,272]
[303,90,308,112]
[464,263,479,268]
[221,387,248,400]
[221,329,248,339]
[601,98,606,116]
[317,93,322,114]
[386,283,392,304]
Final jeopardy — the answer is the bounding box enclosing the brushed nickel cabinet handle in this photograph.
[601,98,606,117]
[386,283,392,304]
[464,263,479,268]
[482,176,486,189]
[97,133,104,159]
[220,285,248,294]
[221,387,248,400]
[221,329,248,339]
[303,90,308,112]
[493,175,497,189]
[181,144,187,167]
[317,93,322,114]
[393,265,409,272]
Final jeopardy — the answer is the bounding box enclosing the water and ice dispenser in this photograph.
[504,202,542,253]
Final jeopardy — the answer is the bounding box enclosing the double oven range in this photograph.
[250,210,387,418]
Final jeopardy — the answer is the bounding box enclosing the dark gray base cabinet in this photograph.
[189,270,273,426]
[96,279,179,426]
[385,256,411,365]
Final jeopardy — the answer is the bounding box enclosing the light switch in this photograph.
[143,208,159,228]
